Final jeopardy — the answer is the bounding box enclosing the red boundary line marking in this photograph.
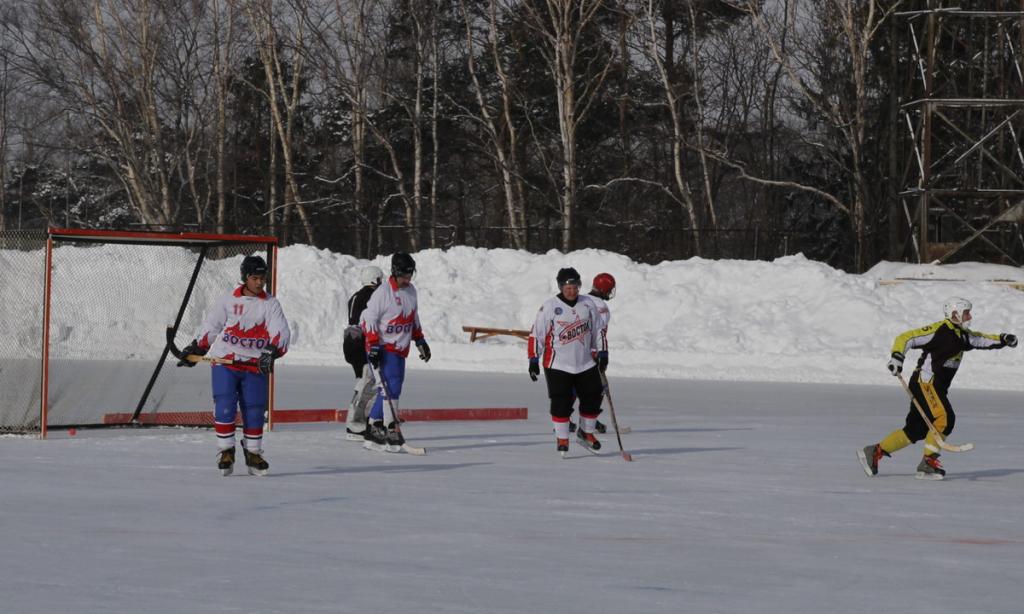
[103,407,527,426]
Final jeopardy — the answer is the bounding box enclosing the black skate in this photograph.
[594,420,607,434]
[915,454,945,480]
[384,422,405,453]
[576,429,602,454]
[217,447,235,477]
[857,444,889,477]
[363,421,388,452]
[243,448,269,476]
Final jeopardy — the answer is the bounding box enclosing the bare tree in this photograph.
[319,0,441,253]
[210,0,238,235]
[369,0,447,252]
[5,0,219,227]
[704,8,786,225]
[0,39,13,231]
[458,0,527,248]
[730,0,904,271]
[521,0,617,251]
[426,0,442,248]
[638,0,704,253]
[685,2,719,231]
[243,0,314,245]
[299,0,393,255]
[400,0,429,251]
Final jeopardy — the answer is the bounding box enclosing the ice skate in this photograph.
[384,422,405,453]
[217,447,235,477]
[857,444,889,477]
[243,448,269,476]
[557,438,570,458]
[915,454,945,480]
[576,429,601,454]
[594,420,607,434]
[362,421,388,452]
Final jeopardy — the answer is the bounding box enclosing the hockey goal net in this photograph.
[0,228,277,436]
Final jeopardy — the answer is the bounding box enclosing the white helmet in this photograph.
[943,297,973,328]
[360,265,384,287]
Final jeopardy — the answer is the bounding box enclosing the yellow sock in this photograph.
[923,432,942,455]
[879,429,912,455]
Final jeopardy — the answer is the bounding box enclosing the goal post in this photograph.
[0,228,278,437]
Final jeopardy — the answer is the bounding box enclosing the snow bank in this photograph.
[6,243,1023,390]
[276,246,1024,391]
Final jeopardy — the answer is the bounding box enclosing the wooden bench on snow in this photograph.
[462,326,531,342]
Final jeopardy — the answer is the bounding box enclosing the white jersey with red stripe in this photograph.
[581,294,610,352]
[195,286,291,369]
[528,294,601,374]
[360,277,424,357]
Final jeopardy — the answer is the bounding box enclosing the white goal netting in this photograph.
[0,230,275,434]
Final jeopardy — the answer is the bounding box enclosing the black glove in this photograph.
[416,338,431,362]
[1001,333,1018,348]
[257,344,279,375]
[528,358,540,381]
[887,351,904,376]
[596,350,608,373]
[367,345,381,368]
[176,339,206,367]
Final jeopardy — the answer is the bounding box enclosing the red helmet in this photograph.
[591,273,616,299]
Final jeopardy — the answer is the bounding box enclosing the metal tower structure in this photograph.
[898,3,1024,265]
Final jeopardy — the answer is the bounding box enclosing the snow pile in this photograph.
[276,245,1024,390]
[6,243,1024,390]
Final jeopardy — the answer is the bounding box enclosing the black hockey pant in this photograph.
[544,366,603,419]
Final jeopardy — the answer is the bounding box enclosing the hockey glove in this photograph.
[367,345,382,368]
[596,350,609,373]
[1001,333,1018,348]
[416,338,431,363]
[176,340,206,367]
[887,351,904,376]
[528,358,540,382]
[257,344,279,375]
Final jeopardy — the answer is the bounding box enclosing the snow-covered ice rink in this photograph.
[3,368,1023,614]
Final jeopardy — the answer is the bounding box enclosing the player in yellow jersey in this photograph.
[858,298,1016,480]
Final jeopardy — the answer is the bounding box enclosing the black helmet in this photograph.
[556,267,581,288]
[240,255,268,281]
[391,252,416,277]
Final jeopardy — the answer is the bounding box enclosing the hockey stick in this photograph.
[366,362,426,456]
[165,326,248,367]
[599,372,633,462]
[896,373,974,453]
